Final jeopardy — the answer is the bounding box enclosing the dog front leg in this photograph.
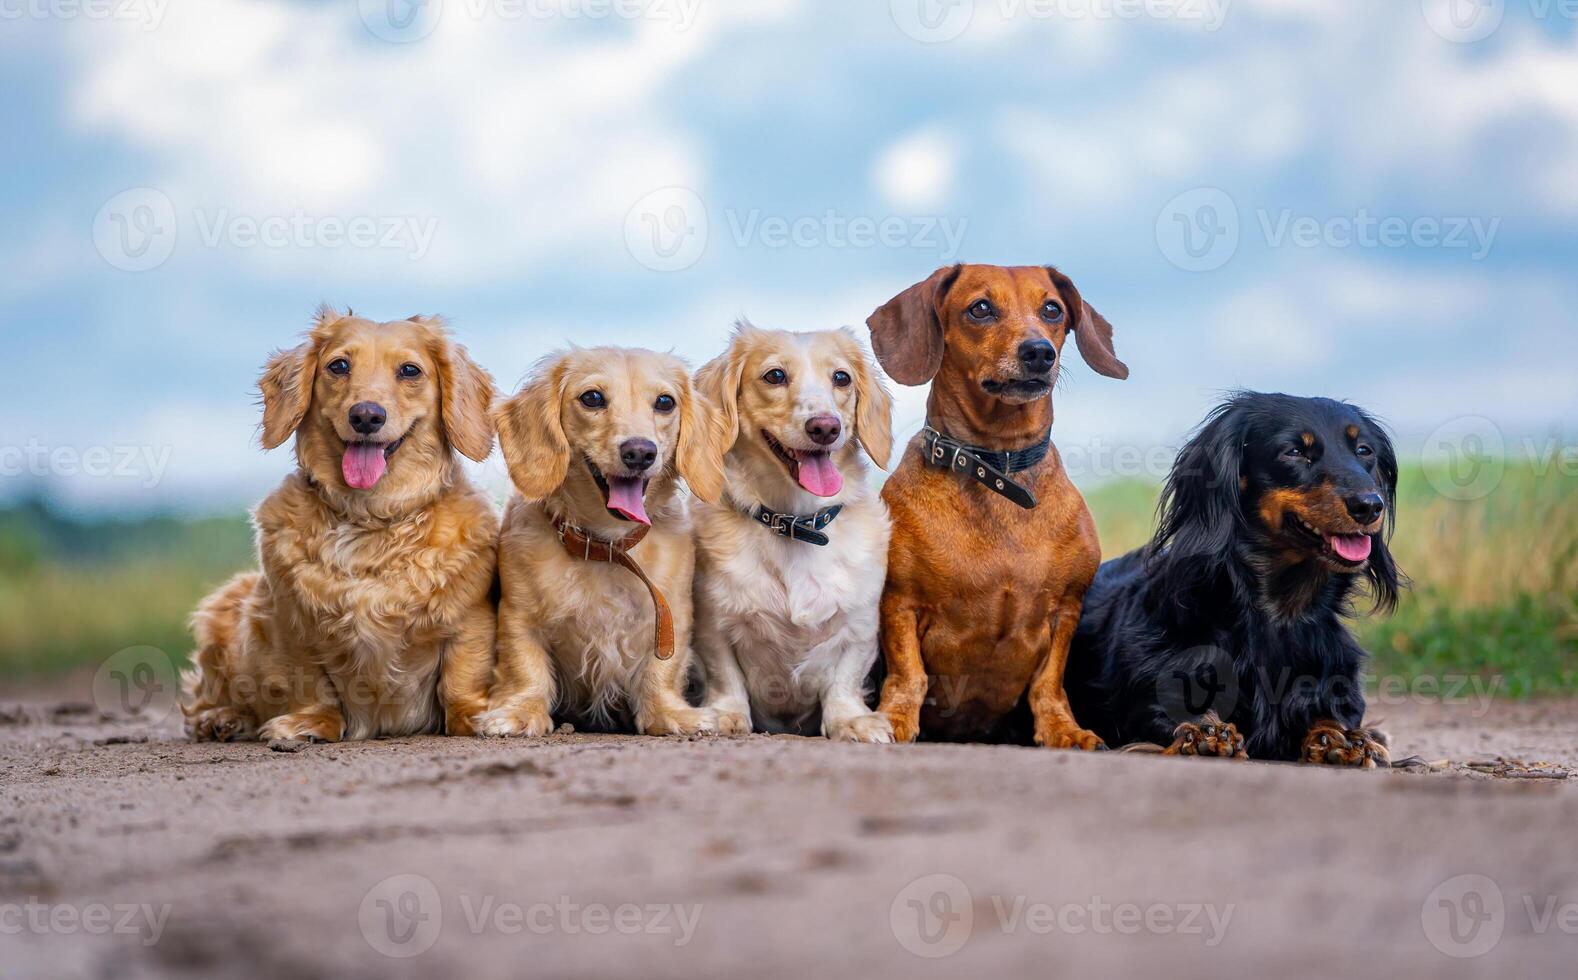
[877,590,927,743]
[821,625,893,744]
[441,601,496,736]
[476,591,556,737]
[694,609,752,735]
[1028,600,1106,751]
[634,651,718,737]
[256,659,345,744]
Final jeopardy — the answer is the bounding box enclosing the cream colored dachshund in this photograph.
[692,323,896,742]
[181,306,499,742]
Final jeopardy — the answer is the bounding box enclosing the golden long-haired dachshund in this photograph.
[181,306,500,742]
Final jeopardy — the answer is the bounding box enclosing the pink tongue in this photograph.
[1329,534,1373,562]
[342,443,387,490]
[795,451,843,497]
[605,477,650,525]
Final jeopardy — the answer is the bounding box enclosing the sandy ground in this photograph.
[2,688,1577,979]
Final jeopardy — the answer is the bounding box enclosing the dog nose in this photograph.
[348,402,387,436]
[1345,492,1385,526]
[805,415,842,447]
[619,438,658,473]
[1018,339,1057,374]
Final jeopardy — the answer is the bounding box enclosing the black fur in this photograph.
[1066,392,1405,761]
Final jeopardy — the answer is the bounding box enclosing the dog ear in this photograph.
[1045,266,1128,381]
[421,318,497,463]
[841,329,894,470]
[258,306,340,449]
[675,370,726,505]
[1152,396,1248,572]
[494,357,570,500]
[867,264,959,386]
[693,332,749,454]
[1358,409,1405,614]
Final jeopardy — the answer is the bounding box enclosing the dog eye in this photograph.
[398,363,422,379]
[579,390,606,409]
[1355,444,1374,458]
[1041,300,1064,322]
[966,299,995,322]
[762,368,788,386]
[654,393,676,413]
[1284,446,1305,459]
[832,370,852,388]
[327,358,351,377]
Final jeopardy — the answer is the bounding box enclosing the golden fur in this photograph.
[180,307,500,742]
[692,324,897,740]
[481,347,727,736]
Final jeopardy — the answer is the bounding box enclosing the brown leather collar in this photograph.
[552,515,675,661]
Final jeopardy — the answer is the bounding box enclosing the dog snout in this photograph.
[348,401,387,436]
[805,415,842,447]
[619,438,658,473]
[1344,492,1385,526]
[1017,339,1057,374]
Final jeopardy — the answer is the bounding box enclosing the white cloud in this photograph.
[871,127,960,212]
[57,2,809,284]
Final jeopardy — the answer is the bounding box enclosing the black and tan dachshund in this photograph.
[1066,392,1404,766]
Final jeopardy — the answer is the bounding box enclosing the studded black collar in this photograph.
[749,503,844,546]
[919,425,1051,510]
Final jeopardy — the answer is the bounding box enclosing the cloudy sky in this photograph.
[4,0,1576,512]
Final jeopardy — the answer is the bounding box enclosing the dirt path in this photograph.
[3,691,1577,979]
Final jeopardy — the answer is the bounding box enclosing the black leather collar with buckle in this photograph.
[920,425,1050,510]
[749,503,844,546]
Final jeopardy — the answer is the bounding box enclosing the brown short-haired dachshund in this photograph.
[867,264,1128,746]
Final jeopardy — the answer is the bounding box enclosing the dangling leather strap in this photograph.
[552,516,675,661]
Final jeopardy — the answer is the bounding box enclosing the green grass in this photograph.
[3,456,1575,697]
[0,499,253,678]
[1084,460,1578,697]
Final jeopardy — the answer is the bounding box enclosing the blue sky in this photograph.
[3,0,1576,512]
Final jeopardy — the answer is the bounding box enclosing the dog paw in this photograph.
[826,712,895,744]
[1163,713,1248,759]
[641,707,719,737]
[1035,725,1107,751]
[476,704,555,738]
[187,706,254,742]
[1302,721,1390,768]
[882,704,922,744]
[258,711,341,744]
[713,710,752,736]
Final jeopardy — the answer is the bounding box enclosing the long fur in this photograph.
[691,324,896,742]
[1066,391,1405,761]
